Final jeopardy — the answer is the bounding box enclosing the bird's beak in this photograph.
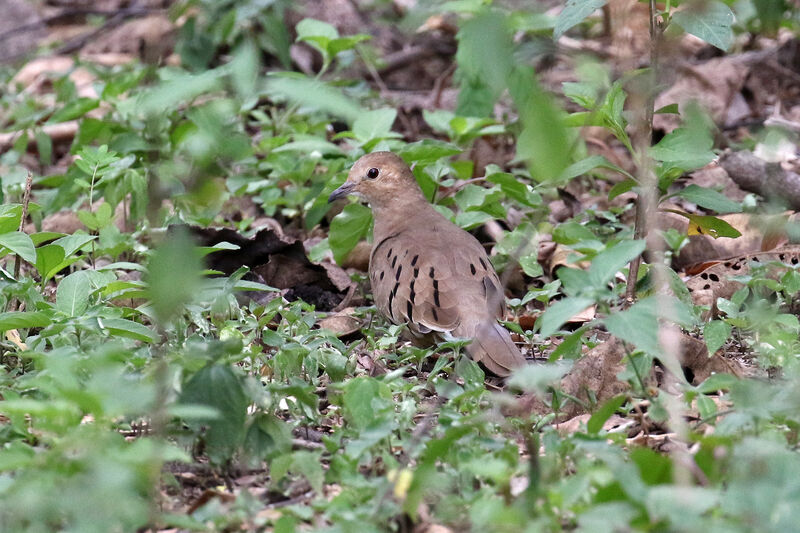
[328,181,356,203]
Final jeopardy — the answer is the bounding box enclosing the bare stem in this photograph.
[624,0,662,304]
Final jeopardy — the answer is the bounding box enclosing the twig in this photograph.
[13,173,34,282]
[624,0,662,305]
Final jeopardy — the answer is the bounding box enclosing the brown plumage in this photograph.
[328,151,526,376]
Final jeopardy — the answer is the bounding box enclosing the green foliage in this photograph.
[0,0,798,531]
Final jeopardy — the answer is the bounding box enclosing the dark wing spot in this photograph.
[432,308,439,321]
[709,273,719,282]
[779,254,786,261]
[379,271,385,280]
[701,273,708,280]
[391,255,398,268]
[793,257,799,265]
[411,254,419,266]
[470,263,476,275]
[429,267,435,278]
[703,284,711,290]
[433,279,440,307]
[395,264,403,281]
[413,267,419,279]
[409,280,416,303]
[406,300,414,322]
[388,282,400,319]
[387,248,393,259]
[479,258,487,270]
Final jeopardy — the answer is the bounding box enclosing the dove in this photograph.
[328,151,526,376]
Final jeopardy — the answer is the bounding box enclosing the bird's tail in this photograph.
[468,321,526,377]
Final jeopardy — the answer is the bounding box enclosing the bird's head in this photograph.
[328,152,424,209]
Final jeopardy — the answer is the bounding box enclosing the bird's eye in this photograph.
[366,167,379,179]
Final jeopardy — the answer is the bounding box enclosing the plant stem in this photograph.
[624,0,662,305]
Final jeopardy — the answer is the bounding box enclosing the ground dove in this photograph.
[328,152,526,376]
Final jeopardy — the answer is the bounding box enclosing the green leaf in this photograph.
[666,210,742,239]
[179,364,248,464]
[609,178,637,200]
[486,171,541,207]
[0,205,23,234]
[296,18,338,41]
[672,1,735,51]
[588,395,627,434]
[0,311,52,331]
[56,271,90,317]
[47,98,100,124]
[230,38,259,100]
[554,0,608,38]
[558,154,635,183]
[704,320,731,355]
[603,296,695,361]
[655,103,680,115]
[100,318,159,343]
[0,232,36,263]
[399,140,461,165]
[455,9,513,116]
[510,67,572,182]
[353,108,398,144]
[52,233,96,257]
[329,203,372,264]
[650,126,715,171]
[35,243,66,283]
[553,221,596,244]
[519,253,543,277]
[145,228,203,324]
[342,377,389,430]
[537,296,594,337]
[291,451,325,493]
[675,184,741,214]
[265,75,363,124]
[588,240,646,288]
[244,413,292,462]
